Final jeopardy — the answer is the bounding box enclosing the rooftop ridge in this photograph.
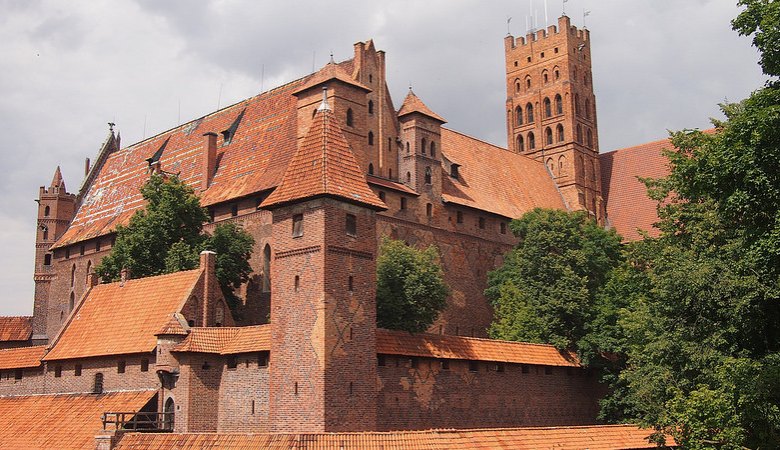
[378,328,571,350]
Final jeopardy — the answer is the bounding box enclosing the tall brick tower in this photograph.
[31,167,76,343]
[398,89,446,196]
[505,15,604,221]
[262,88,386,432]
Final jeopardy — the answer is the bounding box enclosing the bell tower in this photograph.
[32,167,76,343]
[505,15,604,222]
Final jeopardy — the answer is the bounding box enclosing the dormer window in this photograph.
[221,109,246,146]
[450,164,460,179]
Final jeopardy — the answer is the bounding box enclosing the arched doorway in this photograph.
[163,397,175,431]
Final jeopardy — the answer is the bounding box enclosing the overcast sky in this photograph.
[0,0,767,315]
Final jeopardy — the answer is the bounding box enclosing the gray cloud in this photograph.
[0,0,767,315]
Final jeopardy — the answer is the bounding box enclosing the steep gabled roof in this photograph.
[398,89,446,123]
[0,316,32,342]
[114,424,674,449]
[44,270,201,361]
[441,128,567,219]
[0,390,155,450]
[261,101,386,210]
[0,345,45,370]
[377,329,579,367]
[293,61,371,95]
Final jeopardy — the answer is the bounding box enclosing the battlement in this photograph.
[504,15,589,52]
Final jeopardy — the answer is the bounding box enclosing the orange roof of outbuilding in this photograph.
[398,90,446,123]
[377,329,579,367]
[44,269,201,361]
[441,129,567,219]
[0,316,32,342]
[261,103,386,210]
[0,390,155,450]
[114,424,673,449]
[172,325,271,355]
[0,345,45,370]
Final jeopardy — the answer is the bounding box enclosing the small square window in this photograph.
[54,365,62,378]
[346,214,357,237]
[468,361,479,373]
[227,355,238,370]
[44,254,52,266]
[74,364,82,376]
[231,204,238,217]
[117,360,126,374]
[14,369,22,380]
[292,214,303,237]
[141,359,149,372]
[95,240,101,252]
[258,351,269,367]
[540,52,544,58]
[440,360,450,370]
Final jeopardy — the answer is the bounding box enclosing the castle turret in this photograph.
[32,166,77,343]
[261,88,386,432]
[398,89,446,197]
[505,15,604,221]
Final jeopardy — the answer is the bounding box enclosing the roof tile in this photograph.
[0,345,45,370]
[398,90,446,123]
[0,316,32,342]
[44,270,201,361]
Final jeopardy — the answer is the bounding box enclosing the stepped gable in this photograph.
[114,424,672,449]
[261,98,386,210]
[44,269,201,361]
[172,324,271,355]
[0,390,155,450]
[398,89,446,123]
[52,77,309,249]
[441,128,567,218]
[377,329,579,367]
[0,316,32,342]
[0,345,45,370]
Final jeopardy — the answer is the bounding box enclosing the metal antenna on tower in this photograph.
[583,9,591,28]
[544,0,549,28]
[507,16,512,35]
[562,0,568,16]
[260,64,265,93]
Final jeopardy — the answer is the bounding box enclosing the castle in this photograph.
[0,16,674,449]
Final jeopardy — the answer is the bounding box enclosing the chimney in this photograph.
[202,132,218,191]
[200,251,217,326]
[120,267,130,287]
[87,271,99,288]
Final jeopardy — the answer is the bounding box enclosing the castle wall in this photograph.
[172,353,222,432]
[44,354,158,394]
[217,351,270,432]
[0,367,44,396]
[376,355,603,431]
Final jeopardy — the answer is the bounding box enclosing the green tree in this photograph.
[485,208,622,351]
[376,237,449,333]
[95,174,255,311]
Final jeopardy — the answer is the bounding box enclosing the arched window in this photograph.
[578,155,585,179]
[545,127,553,145]
[421,138,427,154]
[424,167,432,184]
[262,244,271,292]
[525,76,531,90]
[554,67,560,80]
[93,373,104,394]
[576,124,583,143]
[574,94,580,116]
[346,108,353,127]
[587,128,593,147]
[525,103,534,123]
[546,158,555,174]
[556,124,564,142]
[70,264,76,287]
[85,260,92,286]
[558,155,567,175]
[543,97,551,118]
[44,205,50,217]
[555,94,563,115]
[590,159,597,181]
[368,163,374,175]
[430,141,436,157]
[515,79,521,93]
[368,132,374,146]
[516,134,524,152]
[406,172,411,183]
[368,100,374,114]
[542,70,549,84]
[585,98,591,119]
[69,292,75,312]
[312,108,317,118]
[515,106,523,126]
[42,227,48,241]
[406,142,410,154]
[528,132,536,150]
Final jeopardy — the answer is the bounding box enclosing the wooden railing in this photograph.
[101,411,173,432]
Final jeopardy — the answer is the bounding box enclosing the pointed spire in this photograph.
[398,90,446,123]
[50,166,65,190]
[261,99,385,211]
[317,87,331,112]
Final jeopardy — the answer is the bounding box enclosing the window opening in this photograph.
[258,351,269,367]
[227,356,238,369]
[424,167,432,184]
[544,97,551,117]
[346,214,357,236]
[292,214,303,237]
[516,134,524,152]
[294,275,300,292]
[528,132,536,150]
[500,222,507,234]
[348,276,354,292]
[368,163,374,175]
[400,197,407,210]
[478,217,485,229]
[426,203,432,217]
[221,109,246,146]
[515,106,523,126]
[44,205,50,217]
[368,131,374,146]
[557,124,564,142]
[44,254,52,266]
[368,100,374,114]
[456,211,463,224]
[54,365,62,377]
[430,141,436,157]
[117,360,126,374]
[346,109,354,127]
[75,364,82,376]
[468,361,479,373]
[526,103,534,122]
[421,138,427,154]
[69,292,75,312]
[231,204,238,217]
[141,359,149,372]
[545,127,553,145]
[555,94,563,115]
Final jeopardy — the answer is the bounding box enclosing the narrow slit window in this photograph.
[292,214,303,237]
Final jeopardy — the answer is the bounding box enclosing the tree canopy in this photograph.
[95,174,254,311]
[376,237,448,333]
[485,208,622,351]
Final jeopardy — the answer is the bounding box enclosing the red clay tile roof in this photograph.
[377,329,579,367]
[261,104,386,210]
[156,313,190,336]
[44,270,201,361]
[0,345,45,370]
[293,61,371,95]
[0,316,32,342]
[367,175,418,195]
[398,90,446,123]
[600,137,672,241]
[114,424,673,449]
[441,129,567,219]
[0,390,155,450]
[172,325,271,355]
